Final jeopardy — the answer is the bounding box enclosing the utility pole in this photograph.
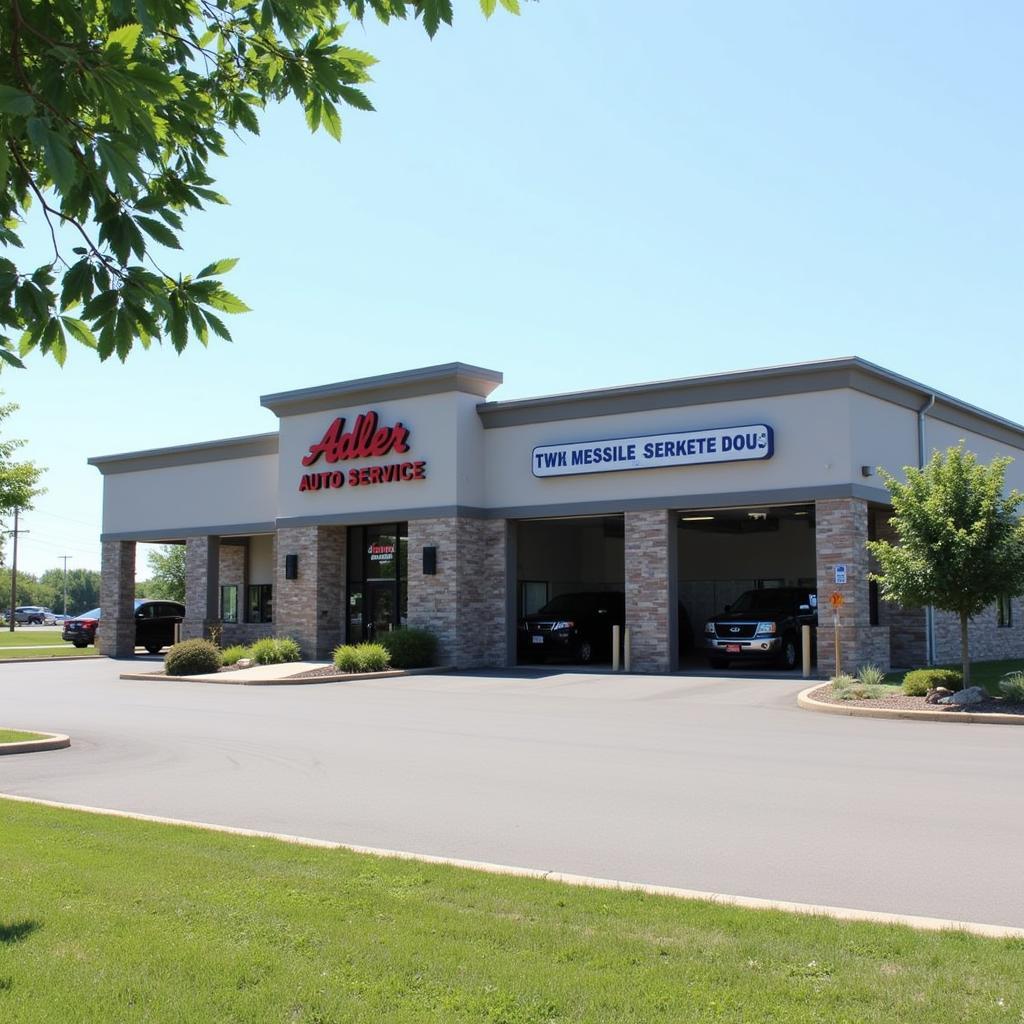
[59,555,72,616]
[7,509,28,632]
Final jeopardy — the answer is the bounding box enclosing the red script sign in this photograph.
[302,411,410,467]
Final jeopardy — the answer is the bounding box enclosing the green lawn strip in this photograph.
[0,729,47,743]
[0,802,1020,1023]
[0,646,98,661]
[0,630,64,647]
[885,658,1024,695]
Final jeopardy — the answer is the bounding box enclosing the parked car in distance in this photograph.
[51,613,70,624]
[704,587,817,670]
[63,600,186,654]
[13,606,56,625]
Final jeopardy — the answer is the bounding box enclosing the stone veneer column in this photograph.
[182,536,220,641]
[406,517,508,669]
[98,540,136,657]
[624,509,675,673]
[815,498,890,675]
[274,525,345,659]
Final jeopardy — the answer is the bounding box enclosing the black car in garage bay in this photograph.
[63,599,186,654]
[518,592,624,664]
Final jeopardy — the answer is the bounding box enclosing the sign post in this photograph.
[830,591,844,677]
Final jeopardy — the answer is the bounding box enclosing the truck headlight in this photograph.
[755,622,776,635]
[704,621,715,635]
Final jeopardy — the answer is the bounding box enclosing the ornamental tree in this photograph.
[867,443,1024,687]
[0,394,44,526]
[0,0,521,368]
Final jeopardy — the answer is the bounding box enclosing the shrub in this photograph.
[856,664,886,687]
[165,638,222,676]
[998,671,1024,704]
[379,627,437,669]
[332,643,392,673]
[250,636,302,665]
[831,674,886,700]
[901,668,963,697]
[221,645,250,666]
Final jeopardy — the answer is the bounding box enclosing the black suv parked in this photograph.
[63,599,185,654]
[518,592,624,664]
[703,587,816,670]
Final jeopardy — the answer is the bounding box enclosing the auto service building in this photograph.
[89,357,1024,673]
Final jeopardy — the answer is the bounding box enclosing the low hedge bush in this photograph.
[221,645,250,666]
[250,637,302,665]
[165,638,222,676]
[902,668,963,697]
[379,627,437,669]
[332,643,391,674]
[998,671,1024,704]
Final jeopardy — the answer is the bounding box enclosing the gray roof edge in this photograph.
[476,356,1024,444]
[260,362,504,416]
[89,432,279,475]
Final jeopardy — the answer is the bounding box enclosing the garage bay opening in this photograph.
[677,505,817,672]
[515,515,624,667]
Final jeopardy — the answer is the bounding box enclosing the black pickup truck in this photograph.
[703,587,816,670]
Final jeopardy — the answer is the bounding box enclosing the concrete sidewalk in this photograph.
[118,661,446,685]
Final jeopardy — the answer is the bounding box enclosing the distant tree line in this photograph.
[3,566,100,616]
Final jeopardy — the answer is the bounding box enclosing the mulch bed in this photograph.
[807,683,1024,715]
[286,665,372,680]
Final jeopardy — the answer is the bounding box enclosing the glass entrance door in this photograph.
[366,581,396,641]
[346,523,408,643]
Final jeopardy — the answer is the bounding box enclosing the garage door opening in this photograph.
[515,515,624,666]
[677,505,817,672]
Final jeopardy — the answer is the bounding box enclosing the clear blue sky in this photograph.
[7,1,1023,577]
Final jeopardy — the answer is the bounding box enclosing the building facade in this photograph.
[90,358,1024,673]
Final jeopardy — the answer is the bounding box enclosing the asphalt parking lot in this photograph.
[2,658,1023,928]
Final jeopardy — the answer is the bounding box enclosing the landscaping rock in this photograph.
[236,658,253,668]
[937,686,987,707]
[924,687,953,704]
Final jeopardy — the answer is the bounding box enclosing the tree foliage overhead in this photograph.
[0,0,521,369]
[867,443,1024,684]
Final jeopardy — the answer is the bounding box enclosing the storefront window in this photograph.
[248,584,273,624]
[220,585,238,624]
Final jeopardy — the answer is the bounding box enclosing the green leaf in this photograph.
[0,345,26,370]
[338,86,374,112]
[196,258,239,279]
[61,317,98,349]
[0,85,34,117]
[499,0,520,13]
[203,310,233,342]
[480,0,496,15]
[204,288,251,314]
[321,100,342,141]
[421,0,453,37]
[25,118,76,191]
[136,216,181,249]
[105,23,143,56]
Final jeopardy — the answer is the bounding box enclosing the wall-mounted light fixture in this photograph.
[861,465,874,478]
[285,554,298,580]
[422,546,437,575]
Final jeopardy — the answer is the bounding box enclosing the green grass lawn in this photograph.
[0,729,46,743]
[0,645,97,661]
[886,658,1024,695]
[0,801,1020,1022]
[0,629,64,647]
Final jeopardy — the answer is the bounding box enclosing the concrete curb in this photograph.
[798,685,1024,725]
[0,733,70,755]
[118,665,456,685]
[1,792,1021,940]
[0,655,100,665]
